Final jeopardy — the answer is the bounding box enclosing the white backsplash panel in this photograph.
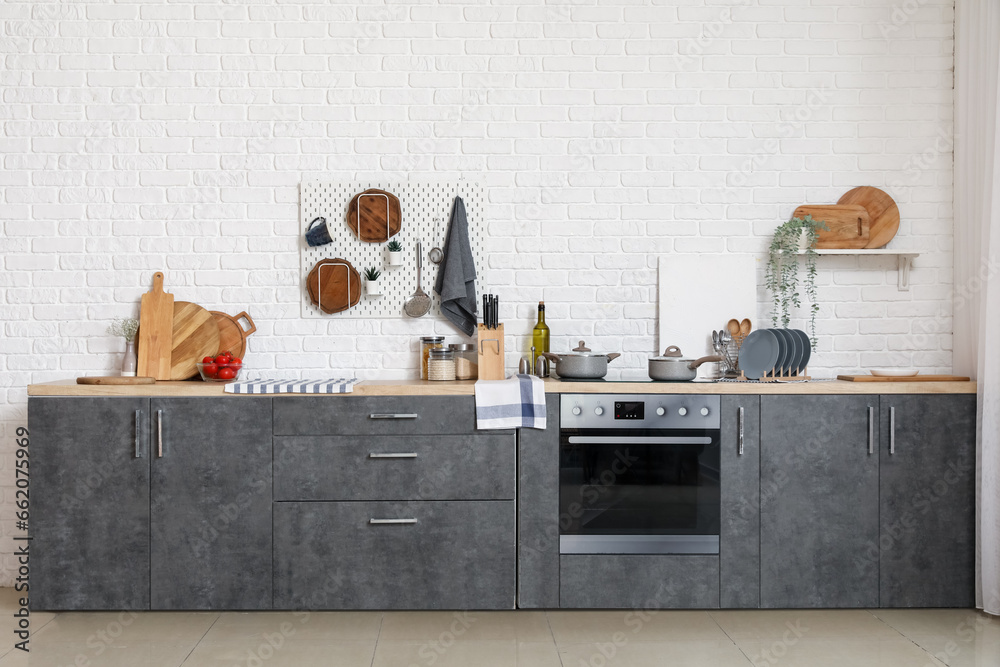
[300,180,487,319]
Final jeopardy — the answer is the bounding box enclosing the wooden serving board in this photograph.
[346,188,401,242]
[77,376,156,385]
[794,204,870,249]
[306,258,361,314]
[170,301,221,380]
[137,272,174,380]
[837,186,900,249]
[211,311,256,359]
[837,375,971,382]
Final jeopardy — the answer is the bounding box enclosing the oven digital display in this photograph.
[614,401,644,420]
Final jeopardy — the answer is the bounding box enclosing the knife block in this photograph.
[477,324,505,381]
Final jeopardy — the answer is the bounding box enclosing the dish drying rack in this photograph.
[717,333,811,383]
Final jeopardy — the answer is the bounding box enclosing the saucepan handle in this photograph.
[605,353,621,363]
[688,355,723,369]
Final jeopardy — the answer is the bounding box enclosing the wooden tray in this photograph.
[794,204,870,249]
[77,376,156,385]
[306,258,361,314]
[170,301,221,381]
[211,310,255,358]
[837,375,971,382]
[837,186,900,249]
[346,188,401,243]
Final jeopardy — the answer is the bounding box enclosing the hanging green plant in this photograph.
[764,215,827,349]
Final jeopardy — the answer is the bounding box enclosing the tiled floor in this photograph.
[2,589,997,666]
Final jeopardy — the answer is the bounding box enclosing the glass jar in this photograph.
[427,347,456,381]
[449,343,478,380]
[420,336,444,380]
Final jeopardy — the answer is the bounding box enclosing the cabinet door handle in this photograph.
[369,518,418,525]
[135,410,144,458]
[369,413,418,420]
[889,406,895,455]
[737,406,745,456]
[156,410,164,458]
[868,406,874,455]
[369,452,418,459]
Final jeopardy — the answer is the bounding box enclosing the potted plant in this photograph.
[364,267,382,296]
[386,239,403,267]
[764,215,827,349]
[107,317,140,376]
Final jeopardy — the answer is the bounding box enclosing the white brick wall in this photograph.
[0,0,955,584]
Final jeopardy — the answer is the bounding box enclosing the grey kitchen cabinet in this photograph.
[720,395,760,608]
[760,395,880,608]
[879,395,976,607]
[149,398,272,610]
[30,398,151,610]
[560,555,720,609]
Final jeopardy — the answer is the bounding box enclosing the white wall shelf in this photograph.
[795,249,919,291]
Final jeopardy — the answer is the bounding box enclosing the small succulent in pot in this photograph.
[364,266,383,296]
[386,239,403,267]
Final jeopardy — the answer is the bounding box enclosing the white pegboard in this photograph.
[300,180,487,318]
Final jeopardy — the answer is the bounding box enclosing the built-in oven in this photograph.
[559,394,721,555]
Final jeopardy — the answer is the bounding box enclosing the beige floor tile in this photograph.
[547,610,730,644]
[711,609,904,641]
[0,590,55,657]
[871,609,1000,643]
[0,640,192,667]
[181,639,375,667]
[890,632,1000,667]
[372,640,561,667]
[31,611,218,645]
[379,610,552,642]
[201,611,381,643]
[735,638,945,667]
[559,639,752,667]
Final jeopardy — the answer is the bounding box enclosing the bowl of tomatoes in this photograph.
[197,351,244,382]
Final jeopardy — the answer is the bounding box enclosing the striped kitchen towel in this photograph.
[224,378,359,394]
[474,374,546,430]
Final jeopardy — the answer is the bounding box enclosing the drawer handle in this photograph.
[369,518,418,525]
[369,413,418,420]
[369,452,418,459]
[135,410,144,459]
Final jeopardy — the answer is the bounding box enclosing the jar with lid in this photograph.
[449,343,478,380]
[427,347,456,381]
[420,336,444,380]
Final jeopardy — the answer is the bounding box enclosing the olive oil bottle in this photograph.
[531,301,549,355]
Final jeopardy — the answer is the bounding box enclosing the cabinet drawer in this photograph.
[274,435,515,501]
[273,501,516,610]
[560,555,720,609]
[273,396,500,436]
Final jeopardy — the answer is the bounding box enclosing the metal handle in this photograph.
[737,407,745,456]
[368,413,418,420]
[868,406,874,455]
[135,410,144,458]
[369,452,418,459]
[889,406,895,455]
[568,436,713,445]
[156,410,163,458]
[369,518,418,525]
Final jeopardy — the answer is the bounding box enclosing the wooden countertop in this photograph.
[28,378,977,397]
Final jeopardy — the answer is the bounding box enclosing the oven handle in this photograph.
[567,436,714,445]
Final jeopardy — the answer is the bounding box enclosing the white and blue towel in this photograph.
[224,378,358,394]
[474,374,547,430]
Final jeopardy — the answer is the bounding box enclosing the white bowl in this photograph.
[869,369,919,377]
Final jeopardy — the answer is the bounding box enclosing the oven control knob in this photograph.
[572,406,582,416]
[700,407,710,416]
[678,407,688,416]
[594,406,604,416]
[656,407,665,416]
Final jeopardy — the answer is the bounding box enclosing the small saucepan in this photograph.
[542,341,621,379]
[649,346,722,382]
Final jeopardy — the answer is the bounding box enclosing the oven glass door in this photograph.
[559,429,721,554]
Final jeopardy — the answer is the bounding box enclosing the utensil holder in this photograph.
[477,324,505,380]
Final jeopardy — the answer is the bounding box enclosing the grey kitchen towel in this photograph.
[434,196,478,336]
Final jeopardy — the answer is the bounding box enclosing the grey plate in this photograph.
[738,329,780,380]
[780,328,802,375]
[770,329,792,374]
[791,329,811,373]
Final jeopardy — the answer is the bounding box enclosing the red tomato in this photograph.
[214,353,231,365]
[217,367,236,380]
[230,357,243,369]
[202,363,218,378]
[202,356,215,364]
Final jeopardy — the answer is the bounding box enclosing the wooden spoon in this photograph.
[727,319,741,336]
[740,318,752,336]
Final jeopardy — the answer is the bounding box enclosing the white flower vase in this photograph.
[366,280,382,297]
[121,339,137,377]
[387,250,403,267]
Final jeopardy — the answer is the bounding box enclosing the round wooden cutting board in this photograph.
[306,258,361,314]
[837,186,900,249]
[346,188,402,242]
[211,311,256,359]
[169,301,221,380]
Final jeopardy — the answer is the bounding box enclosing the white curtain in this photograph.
[954,0,1000,616]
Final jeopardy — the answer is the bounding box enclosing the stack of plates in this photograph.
[737,329,812,380]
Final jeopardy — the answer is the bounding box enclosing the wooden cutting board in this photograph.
[77,376,156,385]
[137,272,175,381]
[793,204,870,249]
[346,188,401,242]
[306,258,361,314]
[169,301,220,380]
[837,186,900,249]
[211,311,256,359]
[837,375,971,382]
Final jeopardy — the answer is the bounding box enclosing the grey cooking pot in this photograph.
[649,346,722,381]
[542,341,621,379]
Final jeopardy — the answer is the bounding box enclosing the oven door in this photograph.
[559,429,721,555]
